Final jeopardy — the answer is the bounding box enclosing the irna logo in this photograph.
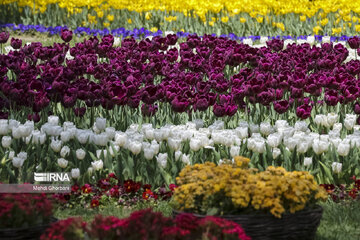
[34,173,71,182]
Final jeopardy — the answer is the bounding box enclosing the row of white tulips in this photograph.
[1,113,359,184]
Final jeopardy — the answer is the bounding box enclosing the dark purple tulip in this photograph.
[273,100,289,114]
[348,36,360,49]
[10,38,22,49]
[213,104,226,117]
[0,32,9,44]
[266,39,284,52]
[226,104,238,116]
[61,29,73,42]
[354,103,360,114]
[195,97,209,111]
[171,97,189,112]
[27,113,40,123]
[296,104,312,119]
[141,103,158,117]
[74,107,86,117]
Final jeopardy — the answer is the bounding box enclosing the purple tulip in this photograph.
[171,97,189,112]
[213,104,226,117]
[27,113,40,123]
[273,100,289,114]
[354,103,360,114]
[0,32,9,44]
[61,29,73,42]
[74,107,86,117]
[296,104,312,119]
[348,36,360,49]
[10,38,22,49]
[141,103,158,117]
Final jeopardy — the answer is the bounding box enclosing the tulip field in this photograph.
[2,1,360,239]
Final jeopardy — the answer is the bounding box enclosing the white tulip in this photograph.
[92,124,100,134]
[105,127,116,140]
[50,139,62,153]
[71,168,80,179]
[337,141,350,156]
[2,136,11,148]
[129,141,142,155]
[304,157,313,167]
[284,137,298,151]
[243,38,253,46]
[312,139,329,155]
[322,36,331,43]
[76,149,86,160]
[260,122,273,136]
[12,157,25,168]
[329,137,342,147]
[7,150,15,160]
[96,149,107,159]
[249,123,259,134]
[297,141,310,154]
[193,119,204,129]
[114,132,127,147]
[150,141,160,155]
[190,138,202,151]
[12,127,22,139]
[144,148,155,160]
[59,146,70,158]
[109,144,119,157]
[18,124,32,137]
[156,153,168,168]
[275,120,289,130]
[144,128,155,140]
[175,150,182,161]
[61,131,72,142]
[168,138,181,151]
[88,167,94,174]
[181,154,190,165]
[57,158,68,168]
[332,162,342,173]
[93,133,108,146]
[32,130,46,145]
[272,148,281,159]
[63,121,75,131]
[76,130,90,144]
[0,121,9,135]
[327,113,338,127]
[333,123,342,132]
[254,140,266,153]
[344,114,357,130]
[307,36,315,45]
[314,114,329,127]
[95,117,106,131]
[294,121,308,132]
[230,146,240,158]
[48,115,59,125]
[267,133,282,148]
[91,159,104,170]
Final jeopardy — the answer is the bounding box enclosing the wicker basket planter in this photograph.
[173,205,323,240]
[0,217,58,240]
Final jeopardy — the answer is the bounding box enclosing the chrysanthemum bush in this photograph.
[171,156,328,218]
[40,209,250,240]
[0,193,53,228]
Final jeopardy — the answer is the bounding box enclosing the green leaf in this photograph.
[206,207,219,216]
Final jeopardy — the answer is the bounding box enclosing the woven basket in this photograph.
[0,217,58,240]
[173,205,323,240]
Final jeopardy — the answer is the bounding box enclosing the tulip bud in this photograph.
[114,132,127,147]
[272,148,281,159]
[61,131,72,143]
[105,127,116,140]
[337,141,350,156]
[12,157,25,168]
[331,162,342,173]
[1,136,11,148]
[267,133,282,148]
[181,154,190,165]
[91,160,104,170]
[304,157,312,166]
[76,149,86,160]
[156,153,168,168]
[230,146,240,158]
[60,146,70,158]
[144,148,155,160]
[129,141,142,155]
[344,114,357,130]
[71,168,80,179]
[95,117,106,131]
[57,158,68,168]
[175,151,182,161]
[260,122,273,136]
[190,138,202,151]
[48,115,59,126]
[167,138,181,151]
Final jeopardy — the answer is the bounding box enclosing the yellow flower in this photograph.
[127,18,132,24]
[320,18,328,26]
[103,22,110,28]
[208,21,214,27]
[97,10,104,18]
[150,27,158,32]
[355,25,360,32]
[145,12,152,20]
[240,17,246,23]
[300,15,306,22]
[221,16,229,23]
[348,22,352,27]
[353,16,358,23]
[256,16,263,23]
[276,22,285,31]
[107,15,114,22]
[313,26,322,35]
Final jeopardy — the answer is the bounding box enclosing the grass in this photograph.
[54,200,360,239]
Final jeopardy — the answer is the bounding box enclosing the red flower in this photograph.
[91,199,100,208]
[124,180,141,193]
[349,189,358,199]
[169,184,178,192]
[142,189,157,200]
[108,173,117,179]
[81,184,92,194]
[142,184,152,191]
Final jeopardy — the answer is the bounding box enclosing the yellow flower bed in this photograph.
[172,156,328,218]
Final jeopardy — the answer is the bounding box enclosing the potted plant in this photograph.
[171,156,328,240]
[0,193,57,240]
